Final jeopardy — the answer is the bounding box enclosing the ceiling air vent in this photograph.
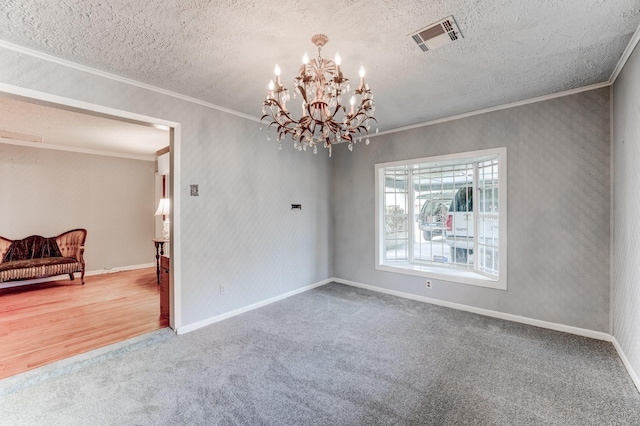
[410,16,462,52]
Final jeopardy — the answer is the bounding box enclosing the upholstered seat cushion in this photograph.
[0,257,78,272]
[0,257,81,283]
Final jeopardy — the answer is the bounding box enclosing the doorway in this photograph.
[0,87,182,376]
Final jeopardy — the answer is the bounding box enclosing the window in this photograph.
[375,147,507,290]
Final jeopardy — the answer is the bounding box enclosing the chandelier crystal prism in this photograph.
[261,34,377,157]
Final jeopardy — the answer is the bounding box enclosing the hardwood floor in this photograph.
[0,268,168,380]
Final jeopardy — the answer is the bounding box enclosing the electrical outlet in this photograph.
[426,280,432,289]
[220,285,226,295]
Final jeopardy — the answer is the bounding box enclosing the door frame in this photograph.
[0,82,182,330]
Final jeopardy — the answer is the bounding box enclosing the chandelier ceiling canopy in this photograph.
[261,34,377,156]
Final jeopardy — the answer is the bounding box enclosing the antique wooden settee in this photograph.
[0,229,86,285]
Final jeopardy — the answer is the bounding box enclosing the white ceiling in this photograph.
[0,97,169,159]
[0,0,639,156]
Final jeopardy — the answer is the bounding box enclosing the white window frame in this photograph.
[375,147,507,290]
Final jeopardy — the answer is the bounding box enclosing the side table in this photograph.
[152,238,169,284]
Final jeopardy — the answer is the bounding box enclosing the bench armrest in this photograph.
[56,229,87,261]
[0,236,12,264]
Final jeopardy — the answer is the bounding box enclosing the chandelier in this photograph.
[261,34,377,156]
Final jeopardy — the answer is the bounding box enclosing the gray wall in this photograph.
[612,43,640,379]
[179,107,333,323]
[332,88,611,332]
[0,144,155,272]
[0,46,333,328]
[0,43,617,336]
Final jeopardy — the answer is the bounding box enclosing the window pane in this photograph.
[413,167,457,265]
[385,216,408,261]
[376,148,505,288]
[383,170,409,263]
[476,158,499,276]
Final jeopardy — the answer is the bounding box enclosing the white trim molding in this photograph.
[169,126,181,331]
[0,137,156,162]
[176,278,333,334]
[87,263,156,275]
[0,82,176,161]
[0,40,260,124]
[335,278,640,393]
[2,28,636,140]
[372,82,611,139]
[375,147,507,290]
[612,337,640,393]
[333,278,612,342]
[610,24,640,84]
[0,82,183,332]
[160,275,640,392]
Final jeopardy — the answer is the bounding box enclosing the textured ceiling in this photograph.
[0,0,639,155]
[0,97,169,159]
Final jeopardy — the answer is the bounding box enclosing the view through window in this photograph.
[376,148,506,289]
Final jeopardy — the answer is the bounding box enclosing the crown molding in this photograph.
[0,39,259,123]
[2,21,638,140]
[0,138,156,162]
[373,81,611,138]
[609,24,640,84]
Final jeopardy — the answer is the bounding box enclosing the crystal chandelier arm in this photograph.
[351,106,376,122]
[261,34,376,154]
[262,101,300,141]
[263,98,294,123]
[296,85,311,114]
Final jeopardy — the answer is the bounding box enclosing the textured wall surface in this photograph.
[0,46,333,328]
[0,40,617,335]
[612,43,640,380]
[178,104,333,325]
[332,88,611,332]
[0,144,155,271]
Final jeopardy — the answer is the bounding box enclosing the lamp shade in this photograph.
[155,198,170,216]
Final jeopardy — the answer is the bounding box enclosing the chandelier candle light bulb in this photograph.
[261,34,377,157]
[274,64,281,84]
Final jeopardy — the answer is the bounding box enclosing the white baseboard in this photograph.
[333,278,613,342]
[176,276,612,342]
[86,263,155,276]
[171,275,640,394]
[337,278,640,394]
[0,263,155,289]
[611,337,640,393]
[0,274,70,289]
[176,278,333,335]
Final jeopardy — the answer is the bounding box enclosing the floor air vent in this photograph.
[410,16,462,52]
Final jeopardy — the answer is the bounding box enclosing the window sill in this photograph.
[376,262,506,290]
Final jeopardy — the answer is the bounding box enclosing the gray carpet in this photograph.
[1,283,639,425]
